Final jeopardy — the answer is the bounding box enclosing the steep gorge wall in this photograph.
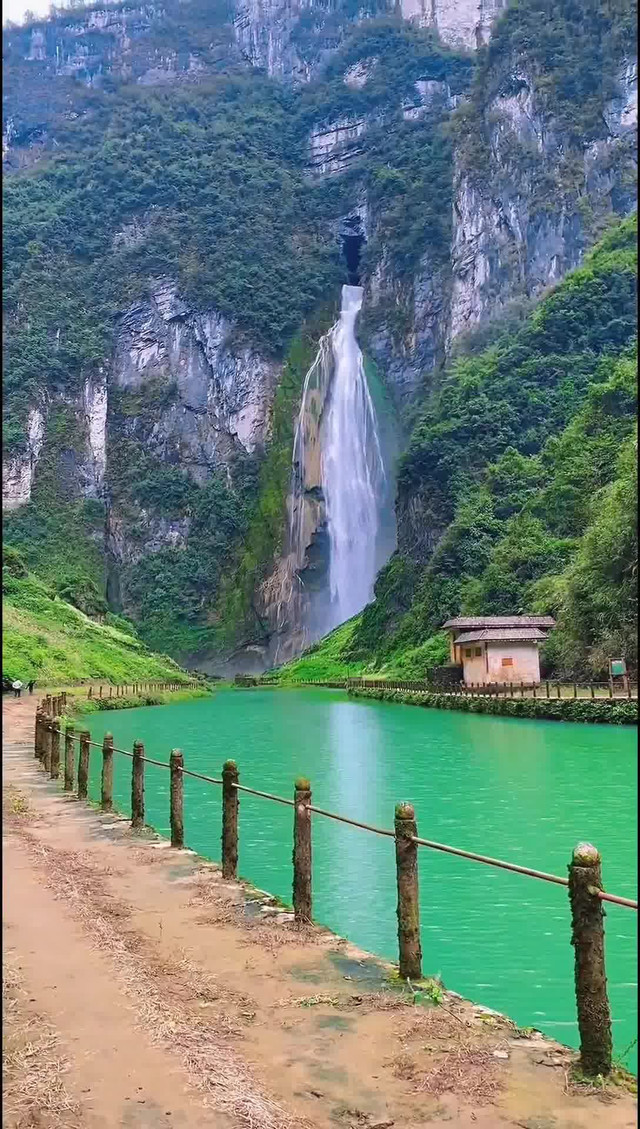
[3,0,637,673]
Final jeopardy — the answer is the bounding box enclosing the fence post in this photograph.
[101,733,114,811]
[546,680,550,698]
[590,684,595,700]
[131,740,145,831]
[573,682,578,699]
[50,720,61,779]
[34,708,44,760]
[78,731,90,800]
[557,683,561,699]
[64,724,75,792]
[395,802,422,980]
[221,760,239,879]
[568,842,612,1077]
[293,778,312,924]
[170,749,184,848]
[42,719,52,773]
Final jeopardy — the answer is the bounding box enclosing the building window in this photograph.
[502,657,513,667]
[474,647,482,657]
[465,648,474,658]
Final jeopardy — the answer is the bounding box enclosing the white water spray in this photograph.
[323,285,385,626]
[290,284,385,636]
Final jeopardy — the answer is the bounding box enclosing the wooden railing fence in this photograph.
[33,701,637,1080]
[258,677,638,700]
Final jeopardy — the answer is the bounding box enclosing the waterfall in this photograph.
[289,284,385,639]
[323,285,385,627]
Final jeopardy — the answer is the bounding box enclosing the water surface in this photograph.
[86,688,637,1069]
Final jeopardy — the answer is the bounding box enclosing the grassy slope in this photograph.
[3,573,190,685]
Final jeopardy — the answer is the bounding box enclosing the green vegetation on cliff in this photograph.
[3,551,190,686]
[279,217,637,682]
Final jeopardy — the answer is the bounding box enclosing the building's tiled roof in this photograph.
[454,628,548,644]
[443,615,555,629]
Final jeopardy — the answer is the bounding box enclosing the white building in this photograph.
[442,616,556,686]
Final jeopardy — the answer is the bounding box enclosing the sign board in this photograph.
[610,659,626,677]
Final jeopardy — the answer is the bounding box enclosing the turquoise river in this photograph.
[86,688,637,1071]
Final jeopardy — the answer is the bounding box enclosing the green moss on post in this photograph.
[131,741,145,831]
[78,731,90,800]
[170,749,184,848]
[64,724,75,792]
[50,720,61,780]
[101,733,114,811]
[221,760,239,879]
[568,842,612,1076]
[293,779,312,924]
[395,801,422,981]
[34,708,45,761]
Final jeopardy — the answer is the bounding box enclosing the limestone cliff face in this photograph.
[2,409,45,511]
[2,4,234,165]
[400,0,505,51]
[449,61,638,340]
[105,280,279,571]
[233,0,506,80]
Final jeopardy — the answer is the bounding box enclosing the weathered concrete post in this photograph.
[395,802,422,980]
[221,760,239,879]
[50,720,61,779]
[78,731,90,800]
[101,733,114,811]
[61,691,67,710]
[64,724,75,792]
[170,749,184,848]
[131,740,145,831]
[293,778,312,924]
[568,842,612,1076]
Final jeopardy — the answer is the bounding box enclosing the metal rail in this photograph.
[47,724,637,910]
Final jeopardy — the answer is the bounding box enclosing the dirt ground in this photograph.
[3,694,637,1129]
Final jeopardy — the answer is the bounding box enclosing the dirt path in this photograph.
[3,694,637,1129]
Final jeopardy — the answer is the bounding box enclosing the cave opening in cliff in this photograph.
[339,214,366,285]
[341,233,365,285]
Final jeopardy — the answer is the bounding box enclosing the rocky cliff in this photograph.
[3,0,637,672]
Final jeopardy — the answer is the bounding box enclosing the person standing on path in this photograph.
[27,680,35,695]
[12,679,23,698]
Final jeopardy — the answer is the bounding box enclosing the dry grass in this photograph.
[12,829,310,1129]
[3,786,33,820]
[412,1045,501,1103]
[3,956,82,1129]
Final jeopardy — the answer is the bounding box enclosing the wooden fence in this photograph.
[39,683,196,719]
[33,701,637,1079]
[259,676,638,700]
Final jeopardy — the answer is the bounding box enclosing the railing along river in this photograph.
[255,674,638,700]
[34,693,637,1080]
